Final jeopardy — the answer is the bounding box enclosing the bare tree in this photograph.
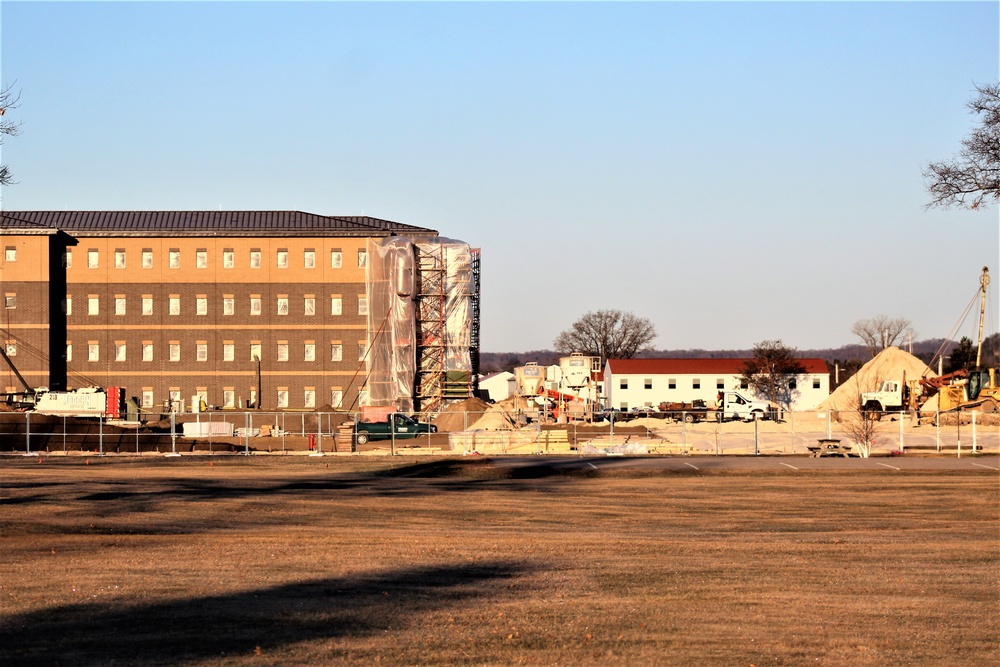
[553,309,655,362]
[838,375,887,458]
[737,339,806,410]
[851,315,913,358]
[924,82,1000,210]
[0,84,20,187]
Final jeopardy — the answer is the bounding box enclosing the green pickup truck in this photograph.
[354,413,438,445]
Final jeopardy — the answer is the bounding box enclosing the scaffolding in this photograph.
[365,237,479,415]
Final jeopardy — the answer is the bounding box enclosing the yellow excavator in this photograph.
[935,267,1000,413]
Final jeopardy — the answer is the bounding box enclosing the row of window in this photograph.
[137,388,349,411]
[617,377,821,390]
[59,341,362,363]
[59,295,368,317]
[64,247,367,270]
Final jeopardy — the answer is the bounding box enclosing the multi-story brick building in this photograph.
[0,211,475,413]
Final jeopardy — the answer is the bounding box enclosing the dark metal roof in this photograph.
[0,211,439,238]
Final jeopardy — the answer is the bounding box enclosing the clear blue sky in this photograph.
[1,1,997,353]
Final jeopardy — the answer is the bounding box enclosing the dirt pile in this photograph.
[432,397,492,432]
[818,347,935,413]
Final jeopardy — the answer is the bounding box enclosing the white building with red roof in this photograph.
[603,358,830,412]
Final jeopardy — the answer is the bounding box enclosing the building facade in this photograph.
[603,358,830,412]
[0,211,475,413]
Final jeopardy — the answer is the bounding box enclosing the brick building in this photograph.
[0,211,475,413]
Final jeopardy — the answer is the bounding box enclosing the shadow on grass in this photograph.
[0,560,528,666]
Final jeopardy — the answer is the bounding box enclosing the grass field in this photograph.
[1,456,997,666]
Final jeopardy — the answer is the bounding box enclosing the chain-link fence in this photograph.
[0,409,997,456]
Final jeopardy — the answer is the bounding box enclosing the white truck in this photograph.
[860,380,915,414]
[662,391,772,423]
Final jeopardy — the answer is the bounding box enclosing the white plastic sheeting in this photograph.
[364,237,417,412]
[364,237,475,413]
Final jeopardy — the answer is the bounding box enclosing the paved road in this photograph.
[490,455,1000,473]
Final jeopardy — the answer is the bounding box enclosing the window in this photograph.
[223,296,234,316]
[65,297,72,316]
[277,249,288,268]
[66,343,72,362]
[304,342,315,362]
[358,296,368,316]
[169,249,180,269]
[223,342,234,362]
[250,297,261,316]
[169,390,182,411]
[196,296,208,316]
[5,247,15,262]
[88,296,99,316]
[250,249,261,269]
[303,389,316,409]
[330,249,342,268]
[277,296,288,316]
[668,378,676,390]
[196,250,207,269]
[620,379,628,390]
[304,296,315,316]
[789,378,797,390]
[142,249,153,269]
[813,378,821,389]
[277,342,289,362]
[223,249,234,269]
[331,389,343,408]
[330,344,342,362]
[358,344,366,361]
[169,343,180,362]
[304,250,315,269]
[169,296,180,316]
[276,389,289,409]
[357,250,367,267]
[114,250,126,269]
[741,379,749,390]
[693,378,701,390]
[115,342,126,362]
[250,343,262,361]
[4,295,15,310]
[196,342,208,362]
[223,389,235,408]
[87,249,99,269]
[88,343,99,362]
[63,250,72,269]
[717,378,725,390]
[142,343,153,362]
[330,296,342,316]
[5,341,15,357]
[115,297,126,316]
[142,296,153,316]
[141,390,154,408]
[644,378,653,390]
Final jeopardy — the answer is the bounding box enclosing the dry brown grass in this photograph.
[1,457,997,666]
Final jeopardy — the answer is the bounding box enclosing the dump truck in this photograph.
[353,413,437,445]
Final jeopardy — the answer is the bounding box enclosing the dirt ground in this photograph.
[1,457,997,666]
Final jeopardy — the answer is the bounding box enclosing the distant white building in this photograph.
[479,371,515,402]
[603,358,830,412]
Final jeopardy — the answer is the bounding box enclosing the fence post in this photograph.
[935,412,940,452]
[25,411,30,454]
[971,411,977,454]
[899,414,904,452]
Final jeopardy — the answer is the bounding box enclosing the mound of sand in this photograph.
[432,397,492,432]
[818,347,935,413]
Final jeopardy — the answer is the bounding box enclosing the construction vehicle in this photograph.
[660,391,772,423]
